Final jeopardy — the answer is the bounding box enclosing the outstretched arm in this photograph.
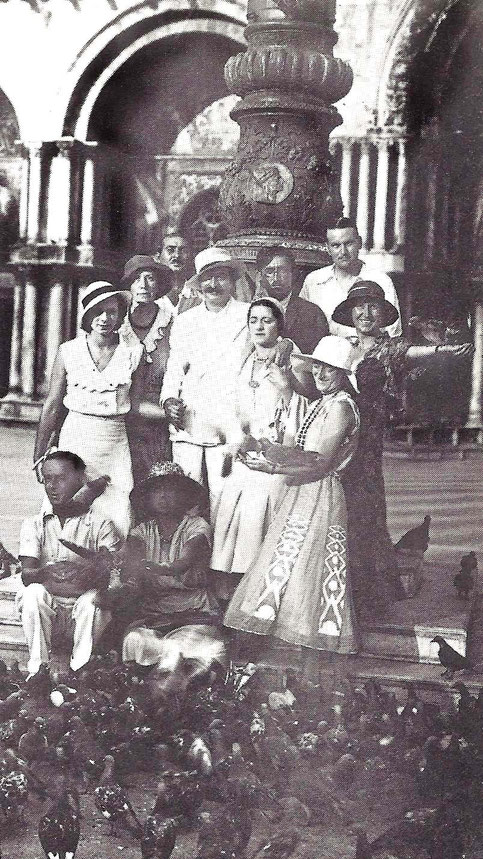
[406,343,473,364]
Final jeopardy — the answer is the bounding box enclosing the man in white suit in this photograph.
[161,247,249,512]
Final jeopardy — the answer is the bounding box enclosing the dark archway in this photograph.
[86,32,240,256]
[405,0,482,321]
[403,0,481,424]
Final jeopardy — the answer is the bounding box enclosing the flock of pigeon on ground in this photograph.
[0,532,479,858]
[0,641,477,858]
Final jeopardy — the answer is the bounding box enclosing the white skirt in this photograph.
[58,411,133,538]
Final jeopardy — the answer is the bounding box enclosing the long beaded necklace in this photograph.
[296,398,327,448]
[248,353,273,390]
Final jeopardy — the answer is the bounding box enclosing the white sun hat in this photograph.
[291,335,357,373]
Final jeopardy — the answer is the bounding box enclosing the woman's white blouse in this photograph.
[60,333,143,416]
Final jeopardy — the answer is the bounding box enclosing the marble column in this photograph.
[467,282,483,435]
[356,140,371,250]
[339,138,353,218]
[45,282,65,384]
[20,279,37,398]
[8,283,24,393]
[394,138,407,250]
[17,145,29,242]
[46,139,74,244]
[373,137,390,252]
[26,144,43,244]
[80,153,95,247]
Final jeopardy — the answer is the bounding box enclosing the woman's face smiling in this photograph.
[312,361,345,394]
[90,297,120,336]
[248,304,280,348]
[351,300,385,336]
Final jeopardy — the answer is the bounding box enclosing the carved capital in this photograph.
[225,44,352,104]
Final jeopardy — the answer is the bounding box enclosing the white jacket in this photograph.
[161,298,249,445]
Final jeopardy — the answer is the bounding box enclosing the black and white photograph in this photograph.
[0,0,481,855]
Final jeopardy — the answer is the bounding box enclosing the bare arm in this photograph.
[406,343,473,364]
[130,364,167,421]
[34,350,67,465]
[246,401,354,485]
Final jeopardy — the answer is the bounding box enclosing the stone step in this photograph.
[360,618,469,665]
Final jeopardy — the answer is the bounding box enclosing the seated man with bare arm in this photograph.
[18,451,122,677]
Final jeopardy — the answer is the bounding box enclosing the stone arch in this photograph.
[375,0,463,129]
[59,3,246,140]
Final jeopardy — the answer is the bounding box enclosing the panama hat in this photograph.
[332,280,399,328]
[121,255,174,298]
[291,335,357,373]
[80,281,129,329]
[189,247,246,288]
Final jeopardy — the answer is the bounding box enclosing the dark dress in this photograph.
[120,301,172,483]
[341,335,410,620]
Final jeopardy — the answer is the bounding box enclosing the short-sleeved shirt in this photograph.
[60,333,143,417]
[19,502,121,597]
[300,262,402,338]
[19,503,121,566]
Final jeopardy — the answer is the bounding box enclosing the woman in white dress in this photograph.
[211,297,305,596]
[34,281,166,538]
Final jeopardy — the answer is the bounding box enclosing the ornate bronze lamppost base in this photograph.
[218,7,353,267]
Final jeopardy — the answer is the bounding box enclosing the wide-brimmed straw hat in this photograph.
[188,247,246,289]
[332,280,399,328]
[291,335,356,373]
[80,281,129,328]
[121,255,174,298]
[130,462,208,521]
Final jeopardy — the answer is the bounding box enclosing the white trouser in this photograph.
[17,584,111,675]
[172,441,228,515]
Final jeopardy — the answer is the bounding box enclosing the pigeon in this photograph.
[453,568,474,599]
[18,716,48,763]
[0,770,28,822]
[38,779,81,859]
[94,754,142,837]
[141,814,178,859]
[395,516,431,552]
[431,636,472,677]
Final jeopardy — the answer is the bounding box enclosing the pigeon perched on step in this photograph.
[395,516,431,552]
[431,636,472,678]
